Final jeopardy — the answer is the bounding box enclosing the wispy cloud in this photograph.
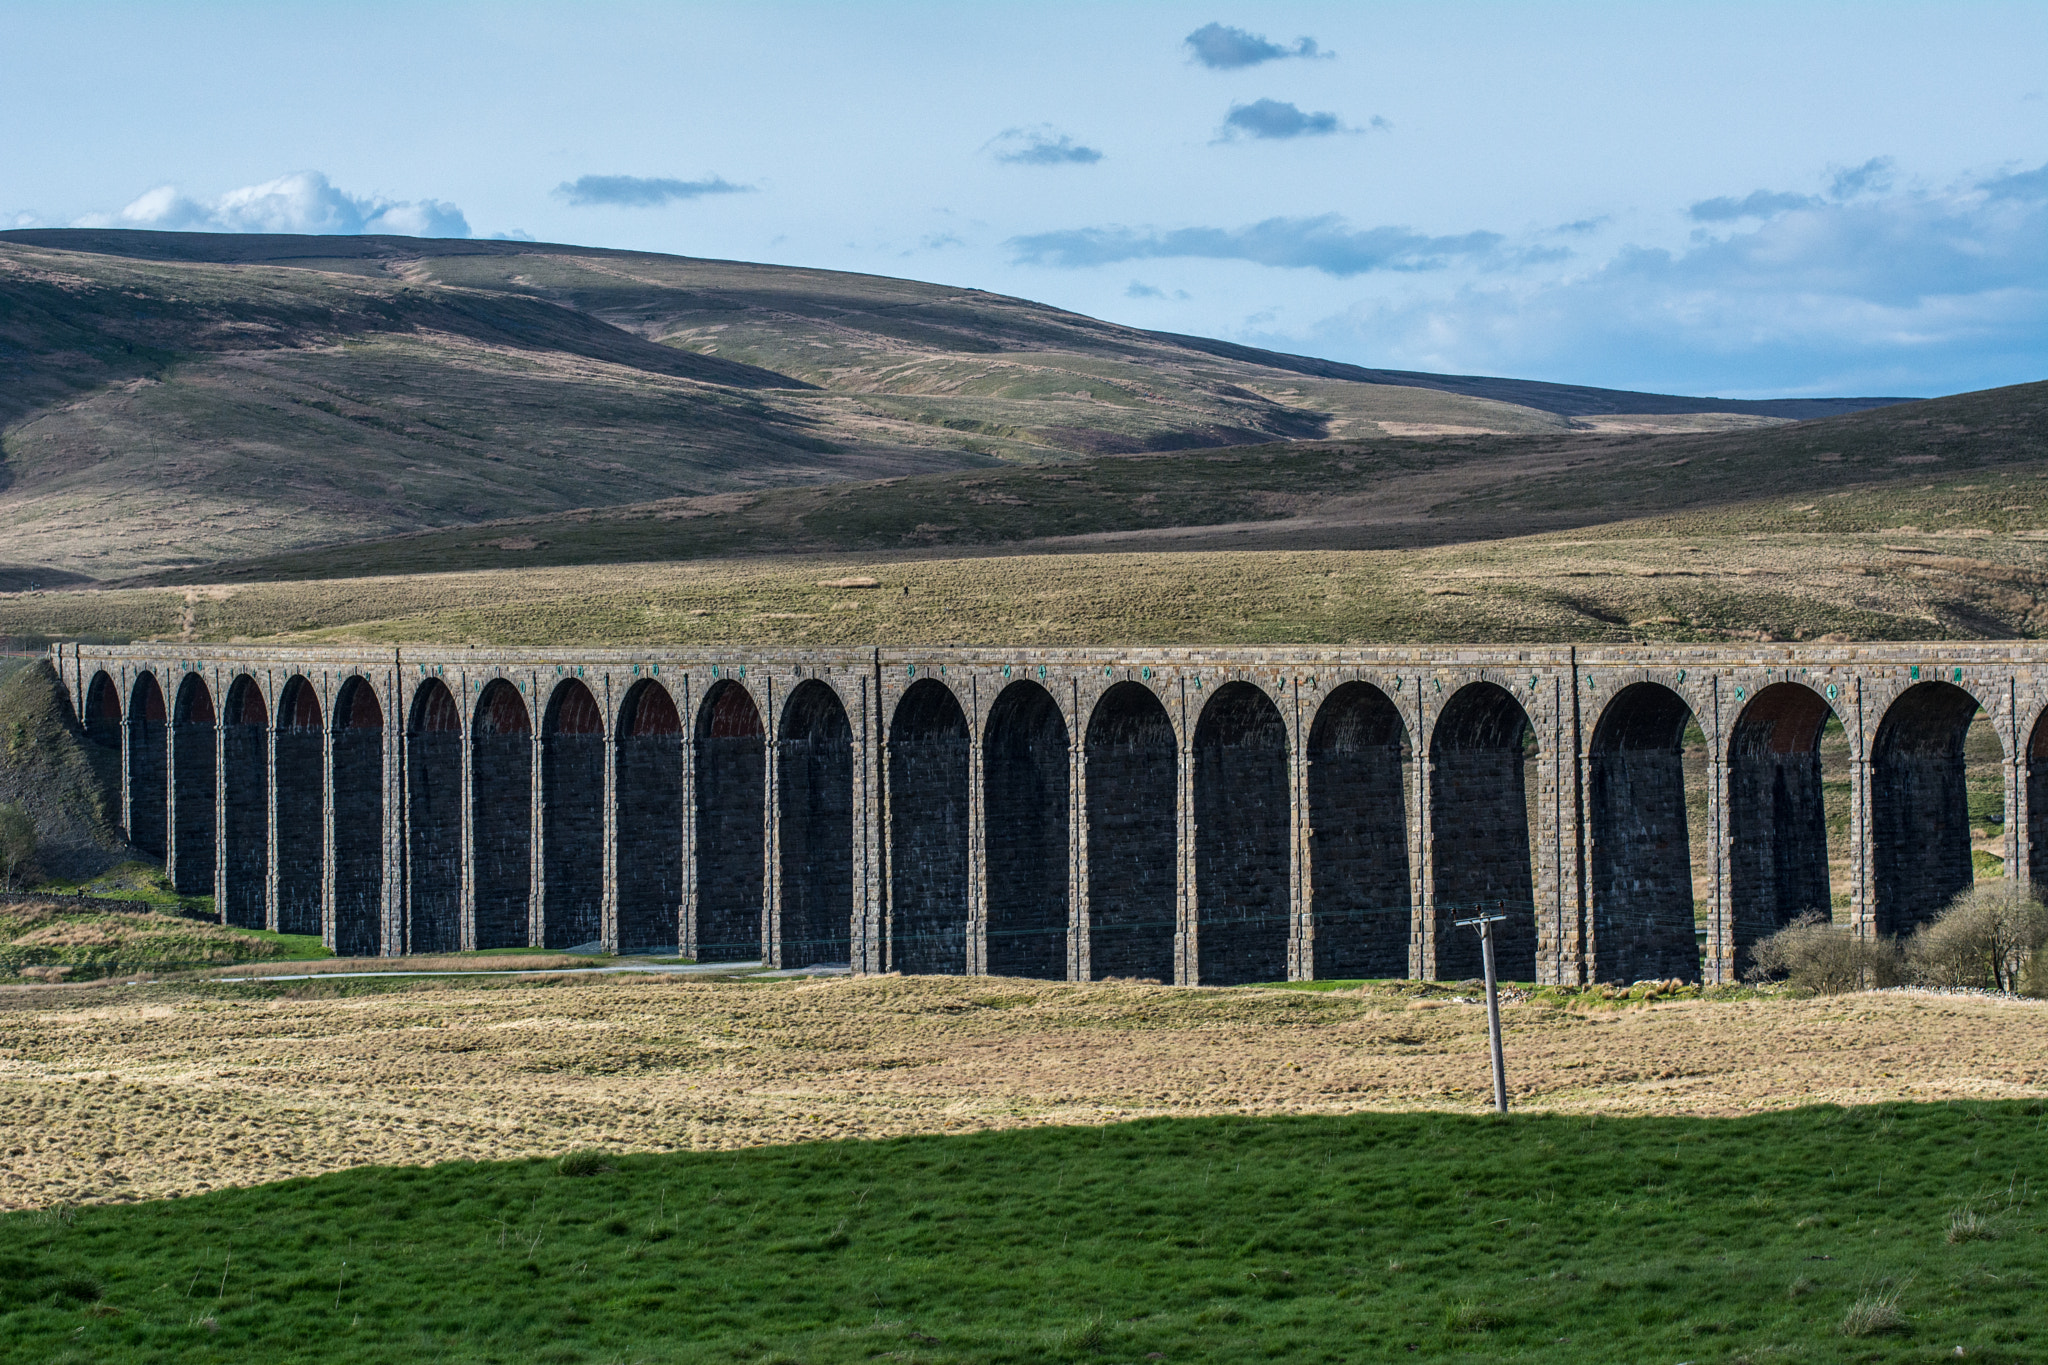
[1184,22,1331,69]
[1125,280,1190,300]
[1688,189,1818,222]
[75,171,469,237]
[1291,160,2048,396]
[1008,214,1503,277]
[553,175,753,208]
[986,127,1103,166]
[1219,99,1345,141]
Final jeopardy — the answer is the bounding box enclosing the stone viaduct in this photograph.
[45,641,2048,986]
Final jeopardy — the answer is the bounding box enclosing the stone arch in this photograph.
[695,679,765,961]
[1084,680,1177,982]
[779,680,854,968]
[406,678,462,954]
[1587,681,1699,983]
[1306,680,1411,980]
[983,680,1070,979]
[889,679,970,974]
[1193,681,1290,985]
[170,673,217,895]
[1429,681,1538,981]
[1872,680,1990,936]
[2029,709,2048,894]
[274,676,325,936]
[127,672,167,859]
[471,679,532,950]
[1726,681,1841,968]
[332,675,385,957]
[220,675,270,928]
[541,678,604,950]
[616,679,683,954]
[83,671,121,751]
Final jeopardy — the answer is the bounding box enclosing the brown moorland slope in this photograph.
[0,229,1905,583]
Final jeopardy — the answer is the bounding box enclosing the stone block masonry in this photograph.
[51,641,2048,986]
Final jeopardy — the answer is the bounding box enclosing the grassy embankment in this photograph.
[1,1104,2040,1363]
[0,896,326,982]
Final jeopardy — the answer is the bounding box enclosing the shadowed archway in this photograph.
[332,676,385,957]
[695,681,765,961]
[170,674,217,895]
[471,680,532,950]
[220,676,269,928]
[616,679,683,954]
[983,680,1069,979]
[1587,682,1699,983]
[274,676,324,936]
[889,679,970,975]
[1727,682,1838,971]
[1084,681,1176,982]
[1872,680,1985,937]
[779,681,853,968]
[127,672,167,859]
[1193,682,1289,985]
[83,671,120,752]
[1429,682,1538,981]
[407,678,462,954]
[1306,681,1411,980]
[542,679,604,950]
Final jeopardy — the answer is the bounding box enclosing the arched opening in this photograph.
[471,680,532,950]
[616,680,683,955]
[332,676,385,957]
[1587,682,1699,983]
[1084,681,1176,982]
[1429,682,1538,981]
[1727,682,1842,970]
[407,679,462,954]
[542,679,604,950]
[275,676,324,936]
[983,680,1069,979]
[1871,680,1985,937]
[2029,712,2048,892]
[1306,681,1411,980]
[83,671,121,751]
[779,680,854,968]
[695,681,765,962]
[170,674,217,896]
[1193,682,1289,985]
[127,672,167,858]
[220,676,269,928]
[889,679,970,975]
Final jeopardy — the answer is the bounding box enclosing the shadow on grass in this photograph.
[3,1103,2044,1362]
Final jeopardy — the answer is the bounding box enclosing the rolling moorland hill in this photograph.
[0,228,1906,585]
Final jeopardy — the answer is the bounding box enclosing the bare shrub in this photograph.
[1907,883,2048,994]
[1745,913,1901,993]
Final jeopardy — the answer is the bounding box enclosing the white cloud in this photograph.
[1272,161,2048,397]
[77,172,470,237]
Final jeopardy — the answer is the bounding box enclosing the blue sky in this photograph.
[4,2,2045,398]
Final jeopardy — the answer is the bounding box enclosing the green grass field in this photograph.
[3,1103,2040,1363]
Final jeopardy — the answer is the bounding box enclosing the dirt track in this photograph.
[2,974,2044,1209]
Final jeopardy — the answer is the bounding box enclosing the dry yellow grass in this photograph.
[2,973,2040,1209]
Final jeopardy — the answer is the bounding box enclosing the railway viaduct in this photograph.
[46,641,2048,986]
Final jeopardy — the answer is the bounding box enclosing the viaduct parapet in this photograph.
[46,641,2048,986]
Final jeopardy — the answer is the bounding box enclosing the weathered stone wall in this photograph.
[56,640,2048,986]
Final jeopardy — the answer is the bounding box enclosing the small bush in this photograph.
[1906,882,2048,994]
[1745,913,1901,993]
[556,1150,615,1178]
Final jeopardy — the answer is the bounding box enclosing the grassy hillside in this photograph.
[0,661,127,881]
[0,896,325,981]
[0,230,1902,583]
[1,1104,2040,1362]
[155,379,2048,582]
